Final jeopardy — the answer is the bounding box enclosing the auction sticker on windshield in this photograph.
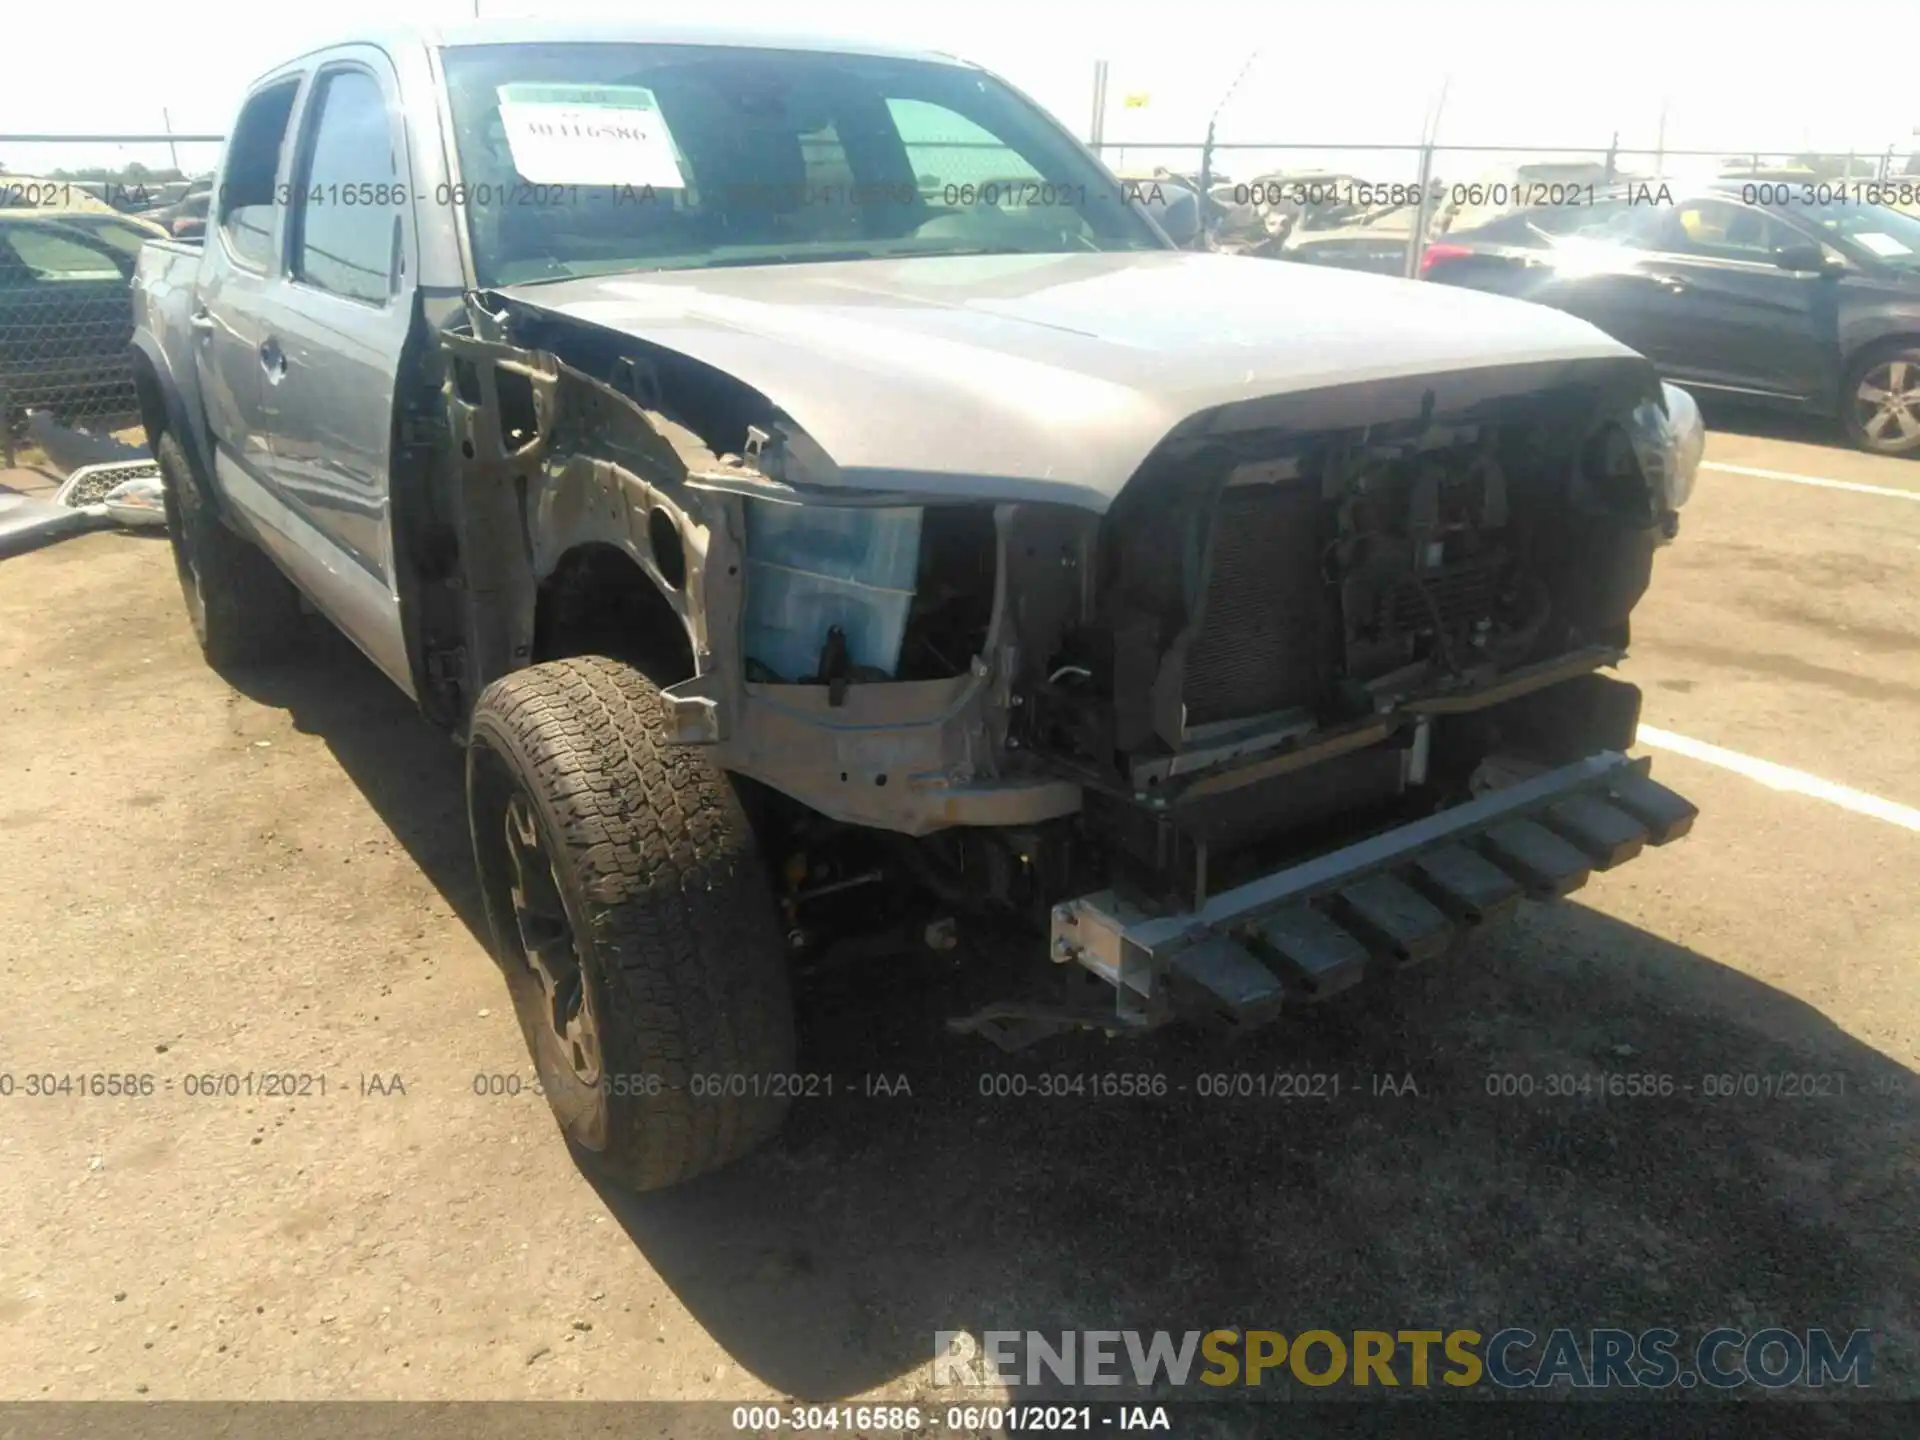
[496,83,685,188]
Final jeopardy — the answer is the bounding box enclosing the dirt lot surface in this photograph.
[1,413,1916,1426]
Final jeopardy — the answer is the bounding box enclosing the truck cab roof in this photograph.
[266,19,968,79]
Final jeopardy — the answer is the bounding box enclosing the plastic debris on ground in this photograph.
[0,490,112,558]
[53,459,168,532]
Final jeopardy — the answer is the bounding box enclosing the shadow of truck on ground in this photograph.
[228,614,1918,1420]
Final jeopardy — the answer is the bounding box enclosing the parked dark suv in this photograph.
[1422,183,1920,455]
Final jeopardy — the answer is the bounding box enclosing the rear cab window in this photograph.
[217,79,301,268]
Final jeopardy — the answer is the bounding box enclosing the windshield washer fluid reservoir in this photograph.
[742,502,923,682]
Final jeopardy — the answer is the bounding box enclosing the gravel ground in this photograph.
[0,414,1914,1429]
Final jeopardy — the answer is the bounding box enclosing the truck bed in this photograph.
[130,237,212,467]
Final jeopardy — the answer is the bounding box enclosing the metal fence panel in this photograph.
[1094,140,1920,279]
[1,136,221,465]
[2,129,1917,468]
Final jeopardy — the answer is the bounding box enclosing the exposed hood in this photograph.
[497,250,1644,511]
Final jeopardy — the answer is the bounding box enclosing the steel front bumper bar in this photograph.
[1049,751,1696,1028]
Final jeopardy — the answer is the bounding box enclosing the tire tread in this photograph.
[158,432,302,668]
[468,656,793,1190]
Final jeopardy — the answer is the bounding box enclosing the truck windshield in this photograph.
[440,43,1163,286]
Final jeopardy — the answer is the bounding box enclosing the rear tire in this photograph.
[1841,343,1920,457]
[466,655,795,1192]
[158,432,303,669]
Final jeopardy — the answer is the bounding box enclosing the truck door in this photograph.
[252,51,418,693]
[192,78,301,491]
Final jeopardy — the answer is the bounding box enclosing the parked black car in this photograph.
[1421,183,1920,455]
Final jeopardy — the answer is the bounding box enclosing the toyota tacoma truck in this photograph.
[132,21,1705,1192]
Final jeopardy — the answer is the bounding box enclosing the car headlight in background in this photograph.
[1628,382,1706,513]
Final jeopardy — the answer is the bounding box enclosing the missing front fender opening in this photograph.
[495,366,540,449]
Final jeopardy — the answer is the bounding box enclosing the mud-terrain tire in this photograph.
[157,432,303,669]
[1840,342,1920,457]
[466,655,795,1192]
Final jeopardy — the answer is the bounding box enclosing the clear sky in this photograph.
[5,0,1915,178]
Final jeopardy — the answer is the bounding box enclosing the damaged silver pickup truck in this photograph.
[132,21,1705,1191]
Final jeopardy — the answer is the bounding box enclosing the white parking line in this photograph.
[1702,461,1920,502]
[1639,725,1920,833]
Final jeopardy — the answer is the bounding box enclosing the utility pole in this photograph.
[1654,96,1668,179]
[1196,51,1260,247]
[161,107,180,174]
[1403,74,1449,279]
[1089,60,1109,150]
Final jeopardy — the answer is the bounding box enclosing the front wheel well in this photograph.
[1843,333,1920,385]
[533,543,697,684]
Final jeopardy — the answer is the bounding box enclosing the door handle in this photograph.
[1645,273,1689,295]
[189,308,216,337]
[259,337,288,383]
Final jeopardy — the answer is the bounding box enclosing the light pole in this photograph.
[1196,51,1260,248]
[1403,74,1449,279]
[1089,60,1109,151]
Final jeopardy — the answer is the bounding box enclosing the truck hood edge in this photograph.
[495,250,1644,511]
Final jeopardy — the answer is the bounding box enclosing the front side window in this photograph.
[442,43,1161,286]
[293,69,403,304]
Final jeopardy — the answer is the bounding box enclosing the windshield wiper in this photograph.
[499,243,1109,287]
[691,250,879,269]
[687,245,1073,267]
[883,245,1054,258]
[492,251,875,285]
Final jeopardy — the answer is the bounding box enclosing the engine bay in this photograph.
[1024,389,1660,773]
[1327,426,1547,689]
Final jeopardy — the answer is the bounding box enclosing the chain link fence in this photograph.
[3,130,1917,469]
[1,136,221,468]
[1093,140,1920,277]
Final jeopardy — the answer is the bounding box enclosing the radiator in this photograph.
[1379,551,1505,637]
[1180,482,1330,728]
